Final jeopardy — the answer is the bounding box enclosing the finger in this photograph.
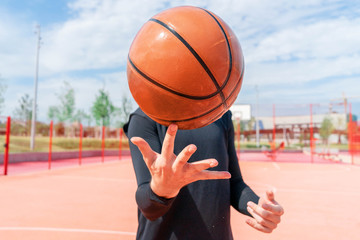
[247,206,277,230]
[189,158,218,172]
[161,124,178,160]
[131,137,157,168]
[248,201,281,224]
[264,190,284,216]
[245,218,272,233]
[262,202,284,216]
[266,189,275,201]
[193,170,231,181]
[173,144,197,169]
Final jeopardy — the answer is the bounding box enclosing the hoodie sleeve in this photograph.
[123,109,176,220]
[225,112,260,216]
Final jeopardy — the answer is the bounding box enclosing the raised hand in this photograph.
[246,190,284,233]
[130,124,231,199]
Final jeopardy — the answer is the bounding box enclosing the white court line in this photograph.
[51,175,135,182]
[8,160,124,177]
[342,166,351,171]
[272,162,281,170]
[277,188,360,196]
[0,227,136,236]
[247,183,360,196]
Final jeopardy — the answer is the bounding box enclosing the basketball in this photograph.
[127,6,244,129]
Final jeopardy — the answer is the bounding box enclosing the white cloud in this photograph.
[41,0,175,73]
[247,18,360,63]
[245,53,360,86]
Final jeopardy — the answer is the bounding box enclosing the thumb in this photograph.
[131,137,157,167]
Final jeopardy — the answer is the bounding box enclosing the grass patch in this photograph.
[0,136,130,153]
[1,136,349,153]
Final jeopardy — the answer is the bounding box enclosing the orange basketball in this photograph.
[127,6,244,129]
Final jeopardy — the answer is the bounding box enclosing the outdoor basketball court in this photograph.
[1,153,359,240]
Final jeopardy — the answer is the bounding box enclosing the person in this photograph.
[263,141,285,160]
[124,108,284,240]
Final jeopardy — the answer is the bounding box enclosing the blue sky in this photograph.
[0,0,359,122]
[0,0,71,26]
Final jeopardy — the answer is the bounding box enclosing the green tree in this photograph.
[114,95,132,127]
[74,109,92,126]
[13,93,33,135]
[0,75,7,114]
[335,116,345,144]
[47,81,76,123]
[246,117,256,141]
[91,88,115,127]
[48,106,60,121]
[13,93,33,121]
[247,117,256,131]
[319,117,334,145]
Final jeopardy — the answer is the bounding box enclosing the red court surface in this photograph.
[1,153,359,240]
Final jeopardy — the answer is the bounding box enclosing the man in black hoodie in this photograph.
[124,108,284,240]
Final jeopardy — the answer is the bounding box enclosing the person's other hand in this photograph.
[246,190,284,233]
[131,124,231,198]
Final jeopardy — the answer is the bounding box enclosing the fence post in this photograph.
[48,120,53,170]
[273,104,276,144]
[4,116,11,176]
[102,126,105,163]
[348,103,354,165]
[79,124,83,166]
[310,104,314,163]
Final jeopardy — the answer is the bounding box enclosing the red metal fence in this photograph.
[1,101,359,175]
[1,117,127,176]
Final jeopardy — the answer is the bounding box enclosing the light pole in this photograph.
[30,25,41,150]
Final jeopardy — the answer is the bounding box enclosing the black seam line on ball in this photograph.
[148,101,222,123]
[201,8,233,109]
[129,55,212,100]
[226,59,244,102]
[149,18,226,104]
[149,60,244,123]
